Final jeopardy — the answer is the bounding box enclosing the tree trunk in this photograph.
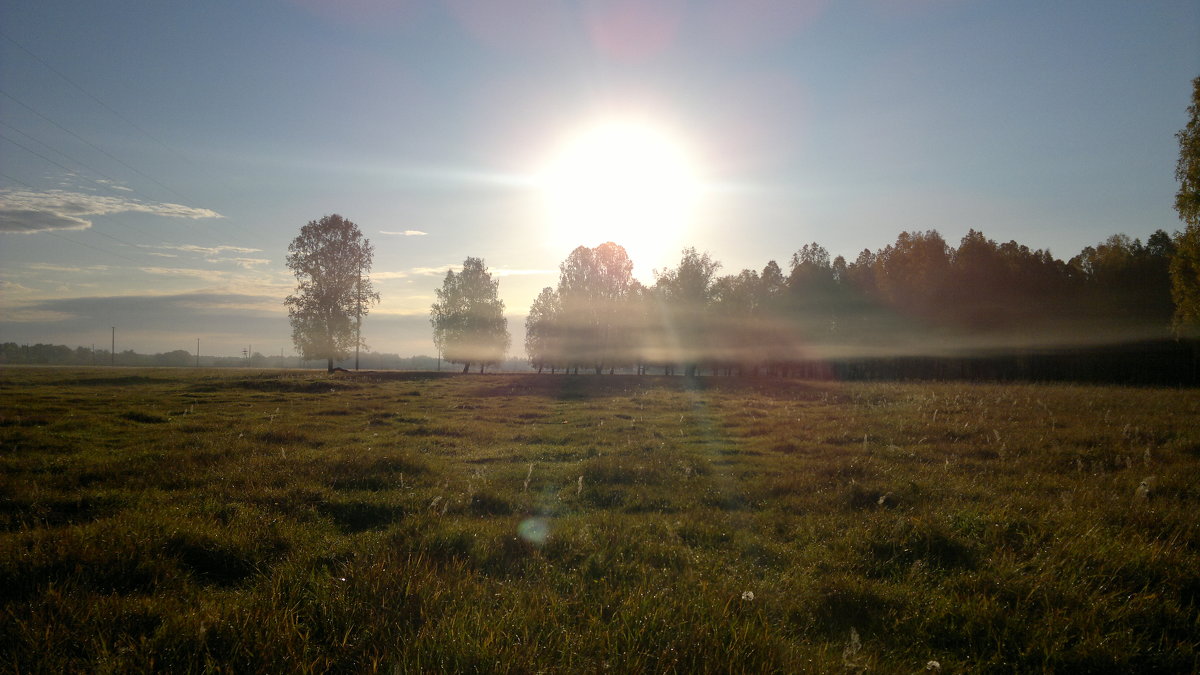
[462,362,470,374]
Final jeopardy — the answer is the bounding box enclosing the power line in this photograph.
[0,30,204,181]
[0,33,259,251]
[0,169,144,260]
[0,121,255,251]
[0,119,136,192]
[0,130,91,181]
[0,124,160,240]
[0,30,250,217]
[0,87,194,204]
[0,171,36,190]
[44,229,141,263]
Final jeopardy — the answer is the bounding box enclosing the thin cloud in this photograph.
[0,209,91,232]
[380,229,428,236]
[140,243,262,255]
[0,189,223,233]
[26,263,112,273]
[372,271,414,280]
[95,179,135,193]
[0,279,33,294]
[404,264,555,278]
[138,266,230,282]
[408,265,461,276]
[4,291,284,324]
[492,268,555,277]
[1,307,74,322]
[206,257,271,269]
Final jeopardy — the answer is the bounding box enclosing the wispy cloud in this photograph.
[364,264,458,280]
[372,271,414,280]
[1,307,75,322]
[380,229,428,236]
[95,179,134,193]
[0,189,223,233]
[0,209,91,232]
[492,268,555,277]
[392,264,554,279]
[139,243,262,255]
[26,263,112,273]
[206,257,271,269]
[2,291,284,324]
[138,266,230,282]
[0,279,34,294]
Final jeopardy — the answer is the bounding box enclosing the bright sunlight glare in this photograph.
[539,120,702,275]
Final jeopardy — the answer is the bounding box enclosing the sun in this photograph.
[538,120,701,274]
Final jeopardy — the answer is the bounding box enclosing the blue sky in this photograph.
[1,0,1197,357]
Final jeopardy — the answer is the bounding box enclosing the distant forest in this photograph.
[522,228,1190,381]
[0,344,533,372]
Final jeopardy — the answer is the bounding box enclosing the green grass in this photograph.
[1,367,1197,673]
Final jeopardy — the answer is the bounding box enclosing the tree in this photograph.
[556,242,635,374]
[786,242,839,339]
[1172,76,1200,335]
[874,230,951,320]
[525,286,562,373]
[710,269,760,374]
[285,214,378,373]
[430,257,510,373]
[654,247,720,376]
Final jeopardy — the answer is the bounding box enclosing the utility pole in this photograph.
[355,272,361,371]
[91,344,95,366]
[196,338,200,367]
[111,327,115,366]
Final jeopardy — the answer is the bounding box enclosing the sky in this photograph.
[1,0,1197,359]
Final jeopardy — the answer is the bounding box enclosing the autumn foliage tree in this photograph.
[556,243,635,374]
[285,214,378,373]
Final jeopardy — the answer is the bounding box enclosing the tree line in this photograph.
[282,218,1189,377]
[520,231,1182,377]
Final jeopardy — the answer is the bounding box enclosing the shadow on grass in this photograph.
[317,500,406,533]
[466,374,831,401]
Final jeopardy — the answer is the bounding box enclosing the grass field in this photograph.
[1,367,1197,673]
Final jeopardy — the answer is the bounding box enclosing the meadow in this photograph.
[1,367,1197,673]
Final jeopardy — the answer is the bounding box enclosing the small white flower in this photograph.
[741,591,754,601]
[925,660,941,672]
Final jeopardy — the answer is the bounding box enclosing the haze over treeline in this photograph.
[519,228,1179,375]
[5,226,1185,373]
